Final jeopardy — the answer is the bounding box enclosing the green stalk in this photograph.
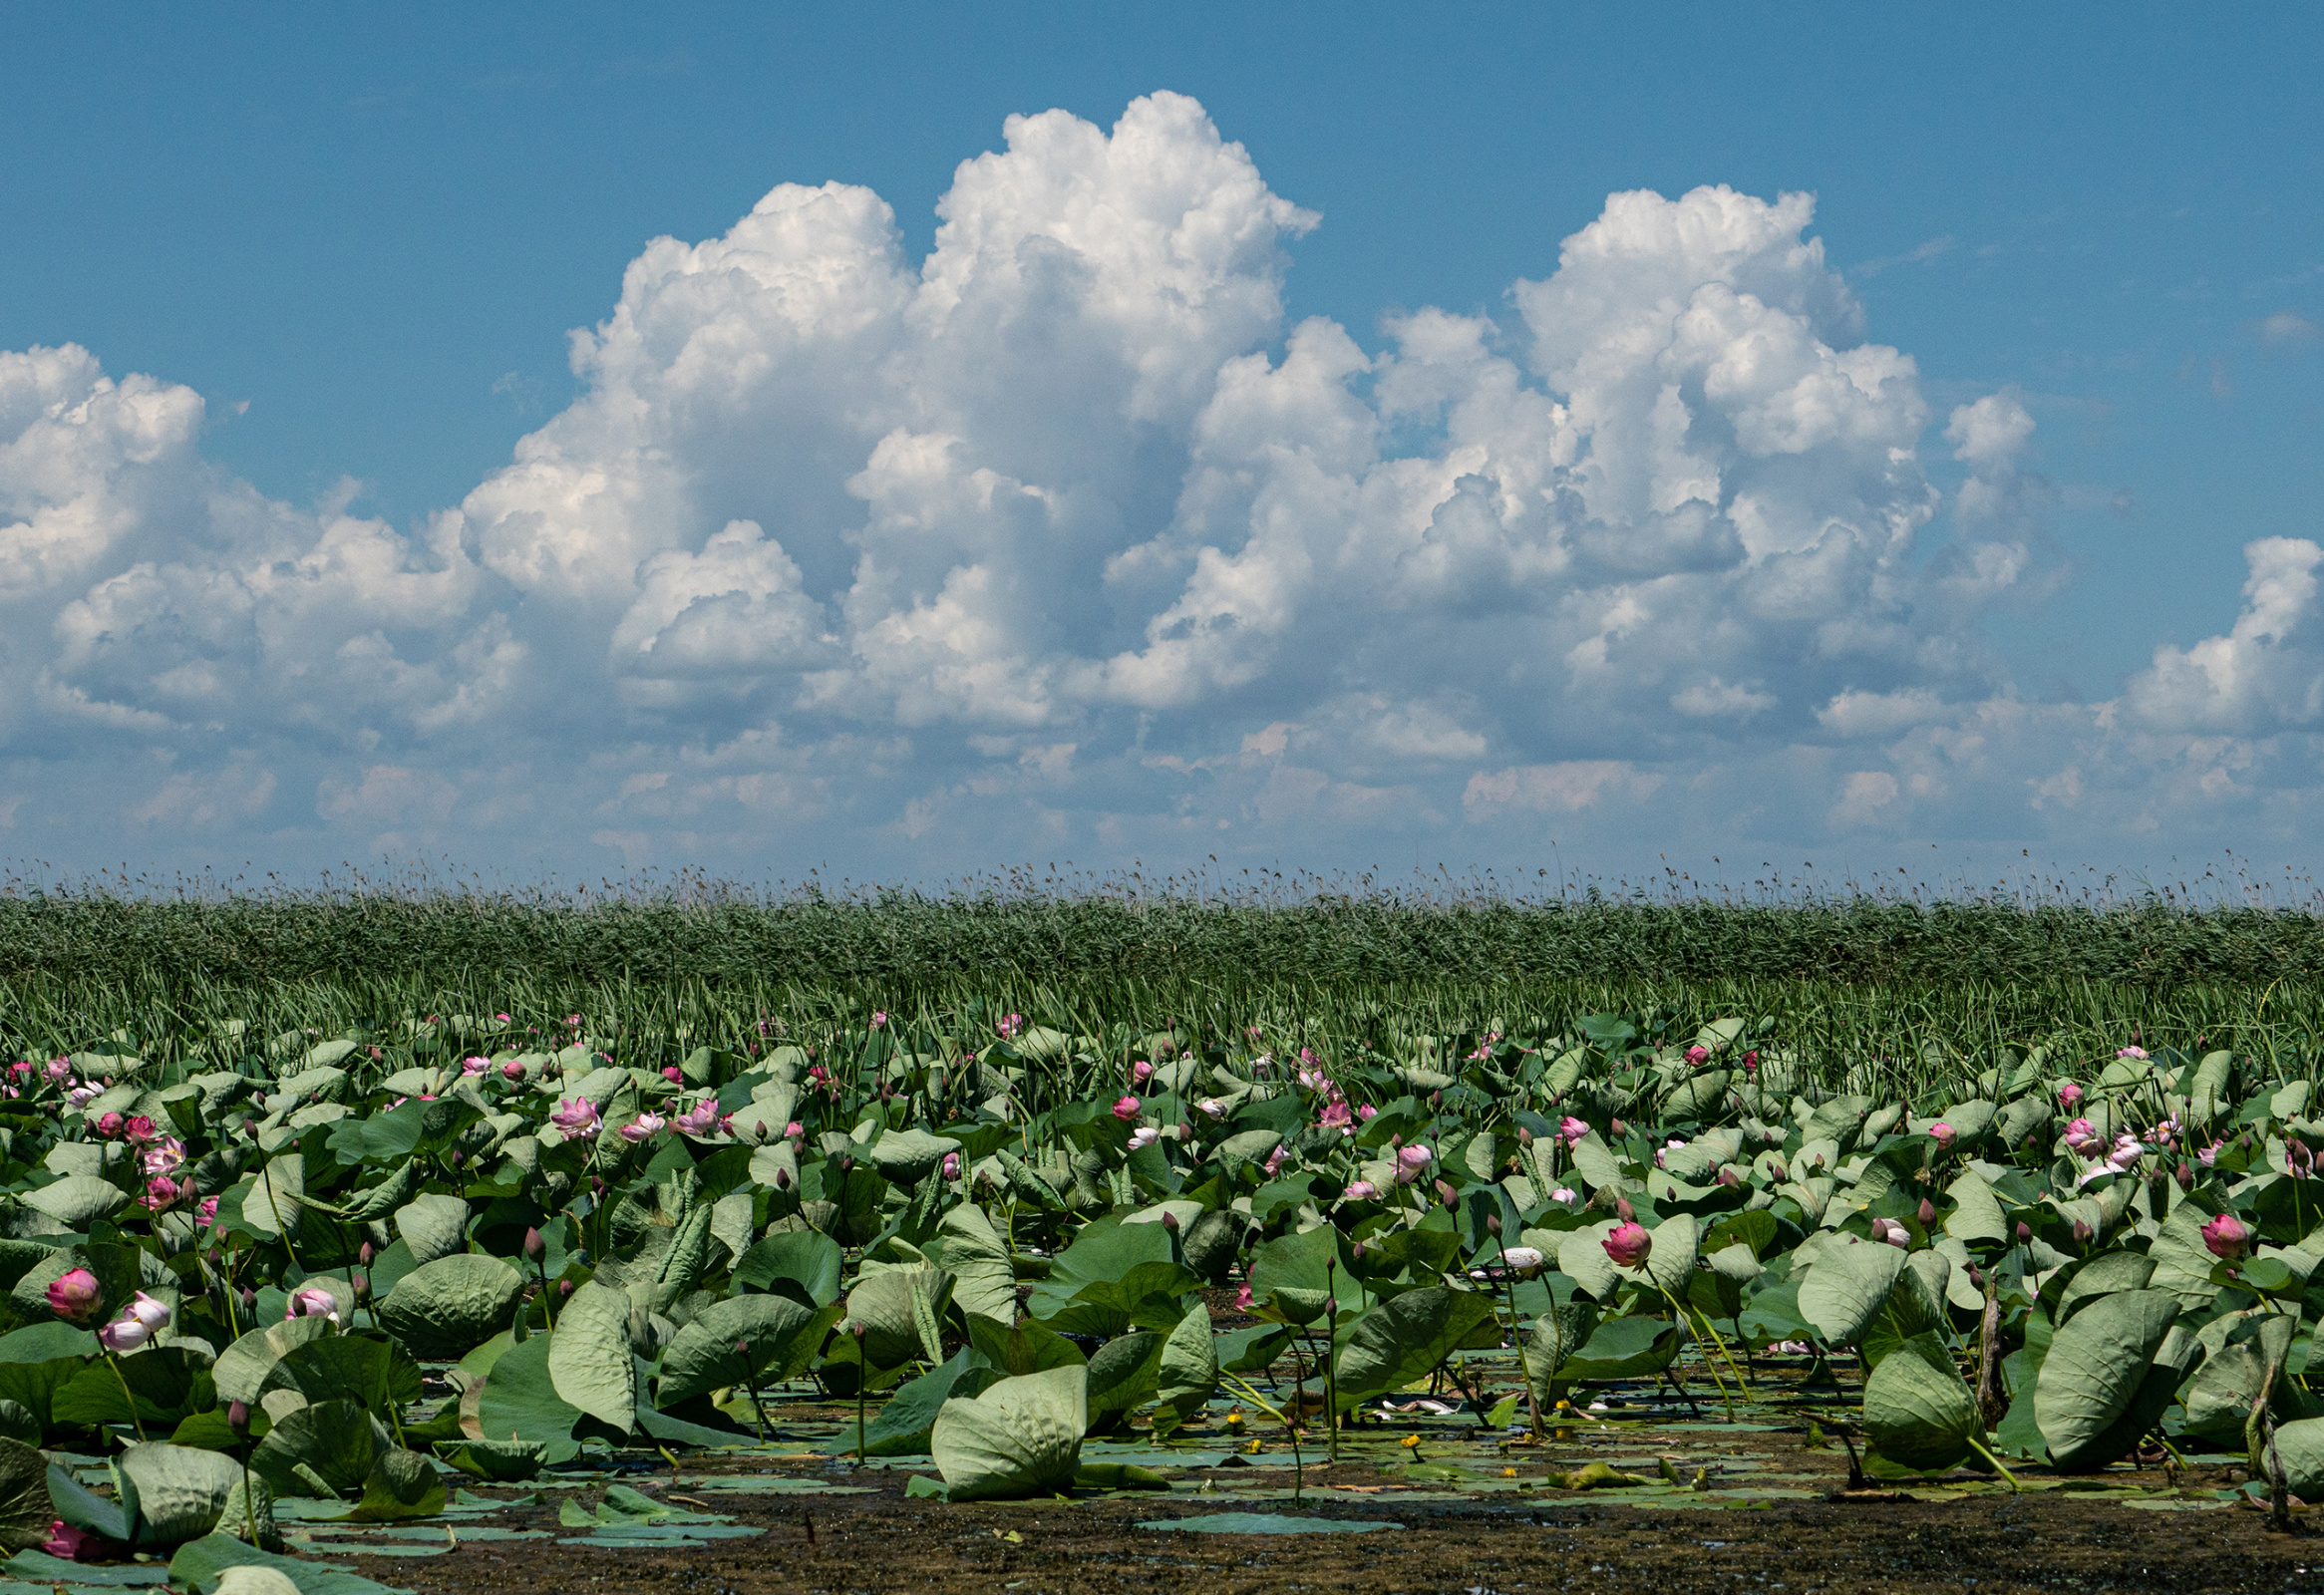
[104,1351,149,1444]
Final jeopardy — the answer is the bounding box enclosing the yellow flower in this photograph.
[1399,1434,1421,1449]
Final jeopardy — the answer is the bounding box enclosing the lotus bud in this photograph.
[1517,1126,1533,1145]
[348,1272,368,1301]
[1112,1096,1142,1122]
[837,1154,853,1173]
[359,1242,375,1268]
[2015,1220,2031,1244]
[775,1167,793,1190]
[1767,1160,1787,1183]
[1929,1122,1956,1149]
[2072,1218,2093,1244]
[1601,1221,1652,1268]
[851,1320,867,1340]
[1434,1178,1457,1208]
[1324,1296,1338,1318]
[239,1286,257,1314]
[1615,1195,1635,1224]
[1487,1214,1501,1236]
[2176,1161,2194,1191]
[1611,1118,1628,1138]
[662,1067,682,1084]
[2058,1081,2084,1111]
[1917,1197,1936,1227]
[1132,1060,1154,1085]
[2201,1211,2251,1261]
[227,1399,250,1438]
[1716,1166,1740,1188]
[524,1227,544,1261]
[942,1152,961,1181]
[1162,1211,1179,1231]
[1351,1241,1367,1261]
[558,1279,574,1299]
[1966,1264,1985,1289]
[1431,1091,1444,1111]
[450,1149,464,1167]
[45,1268,102,1322]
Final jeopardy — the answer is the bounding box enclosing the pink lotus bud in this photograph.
[2201,1212,2251,1261]
[2016,1219,2032,1243]
[1611,1118,1628,1138]
[2064,1116,2099,1153]
[1766,1159,1787,1183]
[98,1313,152,1354]
[1743,1050,1760,1072]
[1161,1210,1179,1232]
[499,1059,524,1081]
[942,1152,961,1180]
[1128,1126,1160,1151]
[462,1056,489,1076]
[998,1014,1025,1040]
[1917,1197,1937,1227]
[617,1113,667,1143]
[2072,1218,2093,1244]
[1870,1216,1910,1248]
[1234,1284,1253,1311]
[1686,1045,1710,1065]
[1197,1098,1226,1119]
[287,1285,339,1322]
[1558,1116,1588,1146]
[94,1112,125,1137]
[1112,1096,1142,1122]
[2117,1045,2148,1061]
[785,1120,806,1140]
[1929,1122,1955,1148]
[1502,1246,1545,1275]
[1551,1185,1578,1204]
[1344,1180,1378,1201]
[1434,1178,1457,1208]
[226,1400,251,1438]
[1132,1060,1154,1085]
[2058,1081,2084,1111]
[661,1066,683,1084]
[1716,1165,1740,1187]
[1357,1104,1377,1120]
[1601,1221,1653,1268]
[45,1268,102,1322]
[1615,1194,1636,1223]
[2176,1161,2194,1190]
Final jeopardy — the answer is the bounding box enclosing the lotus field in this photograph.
[3,1002,2323,1586]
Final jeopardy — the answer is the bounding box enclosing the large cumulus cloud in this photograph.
[3,91,2320,875]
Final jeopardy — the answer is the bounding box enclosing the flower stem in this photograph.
[104,1352,148,1444]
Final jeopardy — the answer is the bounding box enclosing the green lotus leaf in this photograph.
[374,1254,523,1361]
[545,1281,636,1434]
[2034,1287,2179,1472]
[930,1365,1087,1501]
[1861,1332,1979,1472]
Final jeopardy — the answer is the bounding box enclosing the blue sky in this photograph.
[1,5,2320,890]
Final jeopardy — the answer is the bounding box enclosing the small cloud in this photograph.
[2256,310,2321,347]
[1463,761,1660,820]
[1853,235,1957,280]
[1830,770,1900,826]
[1671,678,1775,720]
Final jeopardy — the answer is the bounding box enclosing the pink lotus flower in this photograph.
[1601,1222,1652,1268]
[1929,1123,1955,1148]
[1262,1143,1290,1178]
[287,1285,340,1323]
[66,1084,99,1110]
[1132,1060,1155,1085]
[2058,1081,2084,1111]
[1870,1216,1911,1248]
[124,1292,169,1334]
[1128,1126,1161,1151]
[1112,1096,1142,1122]
[1742,1050,1760,1072]
[1558,1116,1589,1146]
[142,1137,185,1176]
[195,1196,218,1227]
[1234,1284,1253,1311]
[42,1520,87,1560]
[124,1116,158,1144]
[1197,1098,1226,1118]
[2117,1045,2149,1061]
[98,1313,151,1354]
[1395,1143,1434,1183]
[785,1120,806,1140]
[495,1012,510,1023]
[93,1112,125,1138]
[1357,1103,1377,1121]
[942,1152,961,1180]
[1343,1179,1378,1201]
[1550,1186,1579,1205]
[548,1099,601,1138]
[1319,1100,1353,1133]
[618,1113,667,1143]
[44,1058,72,1083]
[462,1056,490,1076]
[2201,1212,2250,1261]
[2108,1133,2145,1171]
[1501,1246,1546,1276]
[869,1011,887,1030]
[2063,1116,2099,1153]
[140,1174,183,1212]
[2199,1143,2219,1167]
[673,1099,722,1136]
[46,1268,102,1322]
[1686,1045,1710,1065]
[998,1014,1025,1040]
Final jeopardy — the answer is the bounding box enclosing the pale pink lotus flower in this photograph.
[1869,1216,1911,1248]
[547,1099,601,1138]
[2107,1134,2145,1171]
[1686,1045,1710,1065]
[1551,1186,1579,1205]
[66,1084,99,1110]
[1558,1116,1589,1146]
[462,1056,490,1076]
[44,1058,72,1083]
[869,1012,887,1030]
[1395,1143,1434,1183]
[1357,1103,1378,1121]
[1196,1098,1226,1119]
[1601,1222,1652,1267]
[1262,1142,1290,1178]
[1127,1126,1161,1151]
[2063,1116,2100,1153]
[195,1196,218,1226]
[45,1268,102,1322]
[997,1014,1025,1039]
[124,1292,169,1333]
[2198,1143,2219,1167]
[1132,1060,1155,1085]
[1929,1123,1956,1148]
[286,1286,340,1323]
[673,1100,722,1136]
[98,1314,152,1354]
[2117,1045,2149,1061]
[142,1137,185,1176]
[618,1113,667,1144]
[1319,1100,1353,1133]
[1343,1179,1379,1201]
[1112,1096,1142,1122]
[1501,1246,1546,1276]
[2058,1081,2084,1111]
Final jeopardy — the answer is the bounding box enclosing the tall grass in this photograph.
[9,863,2324,1100]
